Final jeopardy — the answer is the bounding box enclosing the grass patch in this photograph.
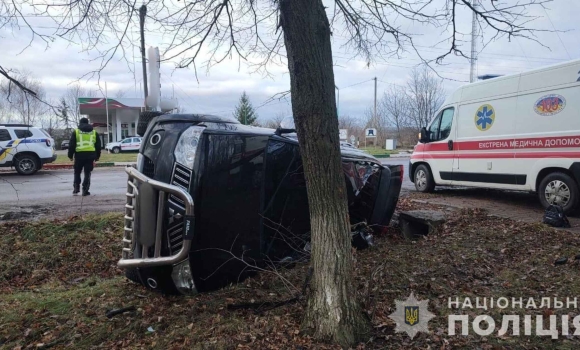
[0,214,123,291]
[360,147,398,157]
[1,201,579,349]
[53,152,137,164]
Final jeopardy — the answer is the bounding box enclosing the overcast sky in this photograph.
[1,0,579,124]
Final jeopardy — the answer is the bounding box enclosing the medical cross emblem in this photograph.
[475,104,495,131]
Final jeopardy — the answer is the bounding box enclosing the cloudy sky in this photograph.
[1,0,579,124]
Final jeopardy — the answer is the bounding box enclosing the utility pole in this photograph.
[139,5,148,103]
[373,77,377,120]
[470,0,479,83]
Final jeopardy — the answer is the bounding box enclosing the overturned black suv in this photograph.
[119,113,402,295]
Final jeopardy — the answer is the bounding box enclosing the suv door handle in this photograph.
[448,140,454,150]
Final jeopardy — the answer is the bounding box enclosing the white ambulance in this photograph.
[410,59,580,214]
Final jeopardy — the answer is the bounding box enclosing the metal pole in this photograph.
[105,82,110,145]
[373,77,377,120]
[139,5,148,103]
[470,0,478,83]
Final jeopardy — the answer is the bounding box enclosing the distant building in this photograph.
[78,97,175,145]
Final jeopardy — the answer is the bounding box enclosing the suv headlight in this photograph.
[171,259,197,295]
[174,126,204,170]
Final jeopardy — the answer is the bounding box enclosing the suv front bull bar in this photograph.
[118,166,194,269]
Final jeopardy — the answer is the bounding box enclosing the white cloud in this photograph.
[1,0,578,122]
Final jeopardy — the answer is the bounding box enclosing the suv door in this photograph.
[0,129,14,164]
[120,138,132,151]
[425,107,456,185]
[131,137,141,151]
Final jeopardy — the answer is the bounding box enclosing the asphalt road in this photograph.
[0,158,412,220]
[0,167,128,220]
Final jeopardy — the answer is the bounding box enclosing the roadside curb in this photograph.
[41,162,136,170]
[376,154,410,160]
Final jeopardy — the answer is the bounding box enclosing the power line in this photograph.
[541,6,572,60]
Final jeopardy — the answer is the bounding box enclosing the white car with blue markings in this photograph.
[0,124,57,175]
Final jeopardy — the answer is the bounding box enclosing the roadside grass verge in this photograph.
[53,152,137,164]
[1,201,579,349]
[0,214,122,292]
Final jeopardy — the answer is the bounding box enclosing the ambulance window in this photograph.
[438,108,454,140]
[427,115,442,141]
[0,129,12,141]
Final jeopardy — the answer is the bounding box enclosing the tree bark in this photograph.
[279,0,370,346]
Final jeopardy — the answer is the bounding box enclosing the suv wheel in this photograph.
[112,147,121,154]
[137,111,163,137]
[414,164,435,193]
[538,172,579,214]
[14,154,40,175]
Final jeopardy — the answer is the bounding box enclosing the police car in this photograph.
[0,124,57,175]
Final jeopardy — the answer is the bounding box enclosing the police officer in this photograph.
[68,117,101,196]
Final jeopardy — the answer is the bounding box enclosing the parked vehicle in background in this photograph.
[117,113,403,295]
[105,137,141,154]
[61,140,70,150]
[0,124,56,175]
[410,59,580,214]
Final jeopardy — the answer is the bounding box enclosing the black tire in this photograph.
[137,111,163,137]
[538,172,579,215]
[14,154,40,175]
[112,147,121,154]
[414,164,435,193]
[125,268,141,284]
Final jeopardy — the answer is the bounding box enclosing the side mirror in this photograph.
[419,127,429,143]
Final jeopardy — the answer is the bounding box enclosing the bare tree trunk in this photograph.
[279,0,369,346]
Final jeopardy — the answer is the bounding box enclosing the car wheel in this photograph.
[14,154,40,175]
[414,164,435,193]
[538,172,579,215]
[112,147,121,154]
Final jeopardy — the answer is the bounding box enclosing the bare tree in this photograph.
[338,115,364,145]
[2,0,552,345]
[406,66,446,131]
[115,89,127,98]
[263,112,286,129]
[379,85,411,143]
[65,84,94,127]
[0,72,47,125]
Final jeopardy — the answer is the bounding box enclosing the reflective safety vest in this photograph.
[75,129,97,152]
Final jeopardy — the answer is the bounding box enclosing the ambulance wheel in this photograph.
[538,172,578,215]
[414,164,435,193]
[14,154,40,175]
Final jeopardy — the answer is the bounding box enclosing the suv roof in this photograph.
[0,124,33,127]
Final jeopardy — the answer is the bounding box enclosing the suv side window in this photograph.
[14,129,33,138]
[122,138,132,144]
[0,129,12,142]
[428,107,455,142]
[133,138,141,143]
